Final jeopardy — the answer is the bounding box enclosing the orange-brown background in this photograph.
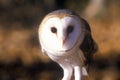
[0,0,120,80]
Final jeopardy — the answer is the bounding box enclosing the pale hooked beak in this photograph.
[58,32,68,48]
[61,36,68,47]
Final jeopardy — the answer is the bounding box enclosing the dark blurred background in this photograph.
[0,0,120,80]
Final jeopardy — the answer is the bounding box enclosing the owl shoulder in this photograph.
[79,18,98,65]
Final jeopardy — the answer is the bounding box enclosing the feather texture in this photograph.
[38,9,98,80]
[80,18,98,66]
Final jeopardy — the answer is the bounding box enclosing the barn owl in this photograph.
[38,9,98,80]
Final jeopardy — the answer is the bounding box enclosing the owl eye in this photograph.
[67,25,74,34]
[51,27,57,33]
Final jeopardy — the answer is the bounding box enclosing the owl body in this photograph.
[38,9,97,80]
[41,42,87,80]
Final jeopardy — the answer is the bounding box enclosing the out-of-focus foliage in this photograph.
[0,0,120,80]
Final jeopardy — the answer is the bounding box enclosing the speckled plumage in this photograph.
[38,9,98,80]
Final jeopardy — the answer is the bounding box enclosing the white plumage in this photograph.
[38,9,98,80]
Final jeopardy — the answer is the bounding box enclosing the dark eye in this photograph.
[67,25,74,34]
[51,27,57,33]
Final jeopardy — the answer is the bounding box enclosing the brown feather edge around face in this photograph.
[39,9,98,66]
[38,9,83,55]
[38,9,85,48]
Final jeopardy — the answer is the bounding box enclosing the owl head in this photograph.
[38,9,85,53]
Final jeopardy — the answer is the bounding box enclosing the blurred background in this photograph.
[0,0,120,80]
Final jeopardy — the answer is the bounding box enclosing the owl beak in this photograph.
[62,36,67,46]
[63,38,66,45]
[59,32,68,47]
